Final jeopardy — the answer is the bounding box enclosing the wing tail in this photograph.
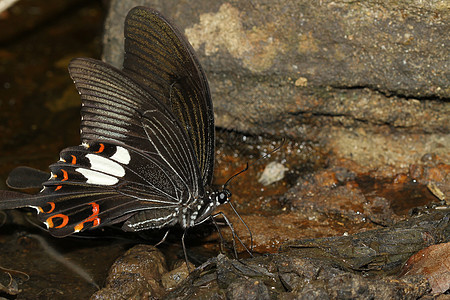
[7,166,50,189]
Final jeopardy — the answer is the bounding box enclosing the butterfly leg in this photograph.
[154,229,170,247]
[209,215,226,254]
[211,212,253,258]
[181,229,192,273]
[228,201,254,254]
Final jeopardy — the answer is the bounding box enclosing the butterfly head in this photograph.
[190,187,230,227]
[216,188,231,205]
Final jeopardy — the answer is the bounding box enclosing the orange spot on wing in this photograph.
[95,143,105,153]
[71,155,76,165]
[46,214,69,229]
[42,202,55,213]
[74,223,84,232]
[46,218,54,228]
[74,202,101,232]
[90,202,99,214]
[61,169,68,181]
[55,185,62,191]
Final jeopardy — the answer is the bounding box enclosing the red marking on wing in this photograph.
[61,169,68,181]
[95,143,105,153]
[71,155,77,164]
[41,202,56,213]
[74,202,101,232]
[46,214,69,229]
[55,185,62,191]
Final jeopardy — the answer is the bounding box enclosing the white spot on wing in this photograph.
[86,154,125,177]
[76,168,119,185]
[28,206,41,214]
[111,146,131,164]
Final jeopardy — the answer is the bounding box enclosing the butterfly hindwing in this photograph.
[6,166,50,189]
[33,141,195,237]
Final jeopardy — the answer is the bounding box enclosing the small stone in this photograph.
[258,162,288,186]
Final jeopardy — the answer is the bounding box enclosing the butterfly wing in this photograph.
[30,140,191,237]
[69,57,201,196]
[0,8,214,237]
[0,57,204,237]
[6,166,50,189]
[122,7,215,187]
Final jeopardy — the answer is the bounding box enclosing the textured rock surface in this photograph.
[103,0,449,172]
[1,1,448,298]
[91,245,169,299]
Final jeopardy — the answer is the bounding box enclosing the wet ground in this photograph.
[0,1,448,299]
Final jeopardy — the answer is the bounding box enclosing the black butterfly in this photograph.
[0,7,243,250]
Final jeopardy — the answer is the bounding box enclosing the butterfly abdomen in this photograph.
[122,207,178,231]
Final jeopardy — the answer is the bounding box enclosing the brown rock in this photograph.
[400,242,450,294]
[91,245,168,299]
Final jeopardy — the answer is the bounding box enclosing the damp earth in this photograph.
[0,1,448,299]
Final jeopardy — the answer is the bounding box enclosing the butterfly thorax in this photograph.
[179,187,231,229]
[121,187,231,231]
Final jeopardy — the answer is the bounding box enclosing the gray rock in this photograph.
[103,0,449,169]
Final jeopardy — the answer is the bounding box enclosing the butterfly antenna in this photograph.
[223,138,286,189]
[220,138,285,252]
[223,163,248,189]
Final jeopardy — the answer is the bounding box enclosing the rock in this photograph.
[400,242,450,295]
[258,161,288,186]
[102,0,449,173]
[91,245,168,299]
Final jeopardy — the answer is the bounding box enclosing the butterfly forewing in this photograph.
[69,58,201,194]
[123,7,215,187]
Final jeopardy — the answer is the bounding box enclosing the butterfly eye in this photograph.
[218,190,230,204]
